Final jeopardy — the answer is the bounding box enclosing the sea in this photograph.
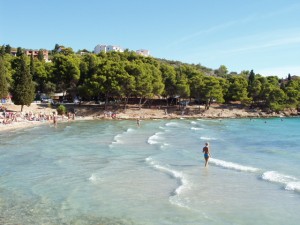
[0,117,300,225]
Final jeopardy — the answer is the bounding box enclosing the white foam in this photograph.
[126,128,134,132]
[165,122,180,127]
[210,158,259,173]
[200,136,216,140]
[147,132,164,145]
[89,174,97,182]
[191,121,197,125]
[261,171,297,184]
[285,182,300,192]
[109,128,135,147]
[112,134,123,144]
[145,157,190,196]
[191,127,203,130]
[261,171,300,193]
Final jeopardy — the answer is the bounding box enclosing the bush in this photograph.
[269,102,285,113]
[57,105,67,115]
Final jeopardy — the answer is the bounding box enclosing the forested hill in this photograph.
[0,44,299,112]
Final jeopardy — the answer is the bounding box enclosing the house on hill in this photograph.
[94,44,124,54]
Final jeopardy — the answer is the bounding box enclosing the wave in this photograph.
[261,171,300,192]
[285,182,300,192]
[261,171,297,183]
[210,159,300,194]
[165,122,180,127]
[88,174,98,183]
[112,134,123,144]
[191,127,203,130]
[109,128,136,147]
[190,121,197,125]
[147,132,164,145]
[126,128,135,132]
[209,158,260,173]
[160,143,170,149]
[145,157,190,208]
[200,136,216,140]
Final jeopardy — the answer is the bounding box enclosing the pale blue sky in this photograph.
[1,0,300,77]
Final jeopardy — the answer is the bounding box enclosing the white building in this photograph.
[94,44,124,54]
[136,49,150,57]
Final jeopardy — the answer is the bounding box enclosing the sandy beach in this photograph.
[0,102,298,132]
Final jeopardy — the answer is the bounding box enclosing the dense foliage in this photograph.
[10,55,35,111]
[0,44,299,112]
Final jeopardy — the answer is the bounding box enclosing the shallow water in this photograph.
[0,118,300,224]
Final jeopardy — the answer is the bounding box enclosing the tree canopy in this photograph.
[10,55,35,111]
[0,44,299,112]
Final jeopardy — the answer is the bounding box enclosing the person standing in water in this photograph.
[203,142,211,167]
[136,118,141,127]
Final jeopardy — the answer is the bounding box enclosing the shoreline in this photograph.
[1,103,299,132]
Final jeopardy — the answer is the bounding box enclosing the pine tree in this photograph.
[30,53,36,79]
[37,49,44,61]
[248,69,255,85]
[0,57,8,99]
[0,45,5,56]
[16,47,23,56]
[11,55,35,111]
[5,45,11,54]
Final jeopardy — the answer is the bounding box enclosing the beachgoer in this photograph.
[137,118,141,127]
[202,142,211,167]
[53,112,58,126]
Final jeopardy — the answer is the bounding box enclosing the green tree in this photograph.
[16,47,23,56]
[30,53,35,80]
[32,58,49,93]
[11,55,35,111]
[37,49,45,61]
[285,79,300,107]
[267,76,279,86]
[160,63,177,103]
[175,67,190,99]
[225,76,250,104]
[52,44,60,54]
[215,65,228,77]
[60,47,75,56]
[5,45,11,54]
[248,69,255,85]
[190,74,204,101]
[0,45,5,56]
[248,79,262,104]
[52,54,80,95]
[132,61,153,108]
[95,60,127,109]
[267,87,287,112]
[190,74,205,110]
[0,57,9,99]
[57,105,67,115]
[200,76,224,109]
[147,64,164,97]
[79,54,99,84]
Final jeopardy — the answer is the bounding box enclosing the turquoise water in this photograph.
[0,118,300,225]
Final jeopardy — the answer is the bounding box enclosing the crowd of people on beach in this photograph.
[0,106,76,126]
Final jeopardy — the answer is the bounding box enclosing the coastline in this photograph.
[1,103,299,132]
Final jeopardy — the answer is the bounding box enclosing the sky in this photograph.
[1,0,300,78]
